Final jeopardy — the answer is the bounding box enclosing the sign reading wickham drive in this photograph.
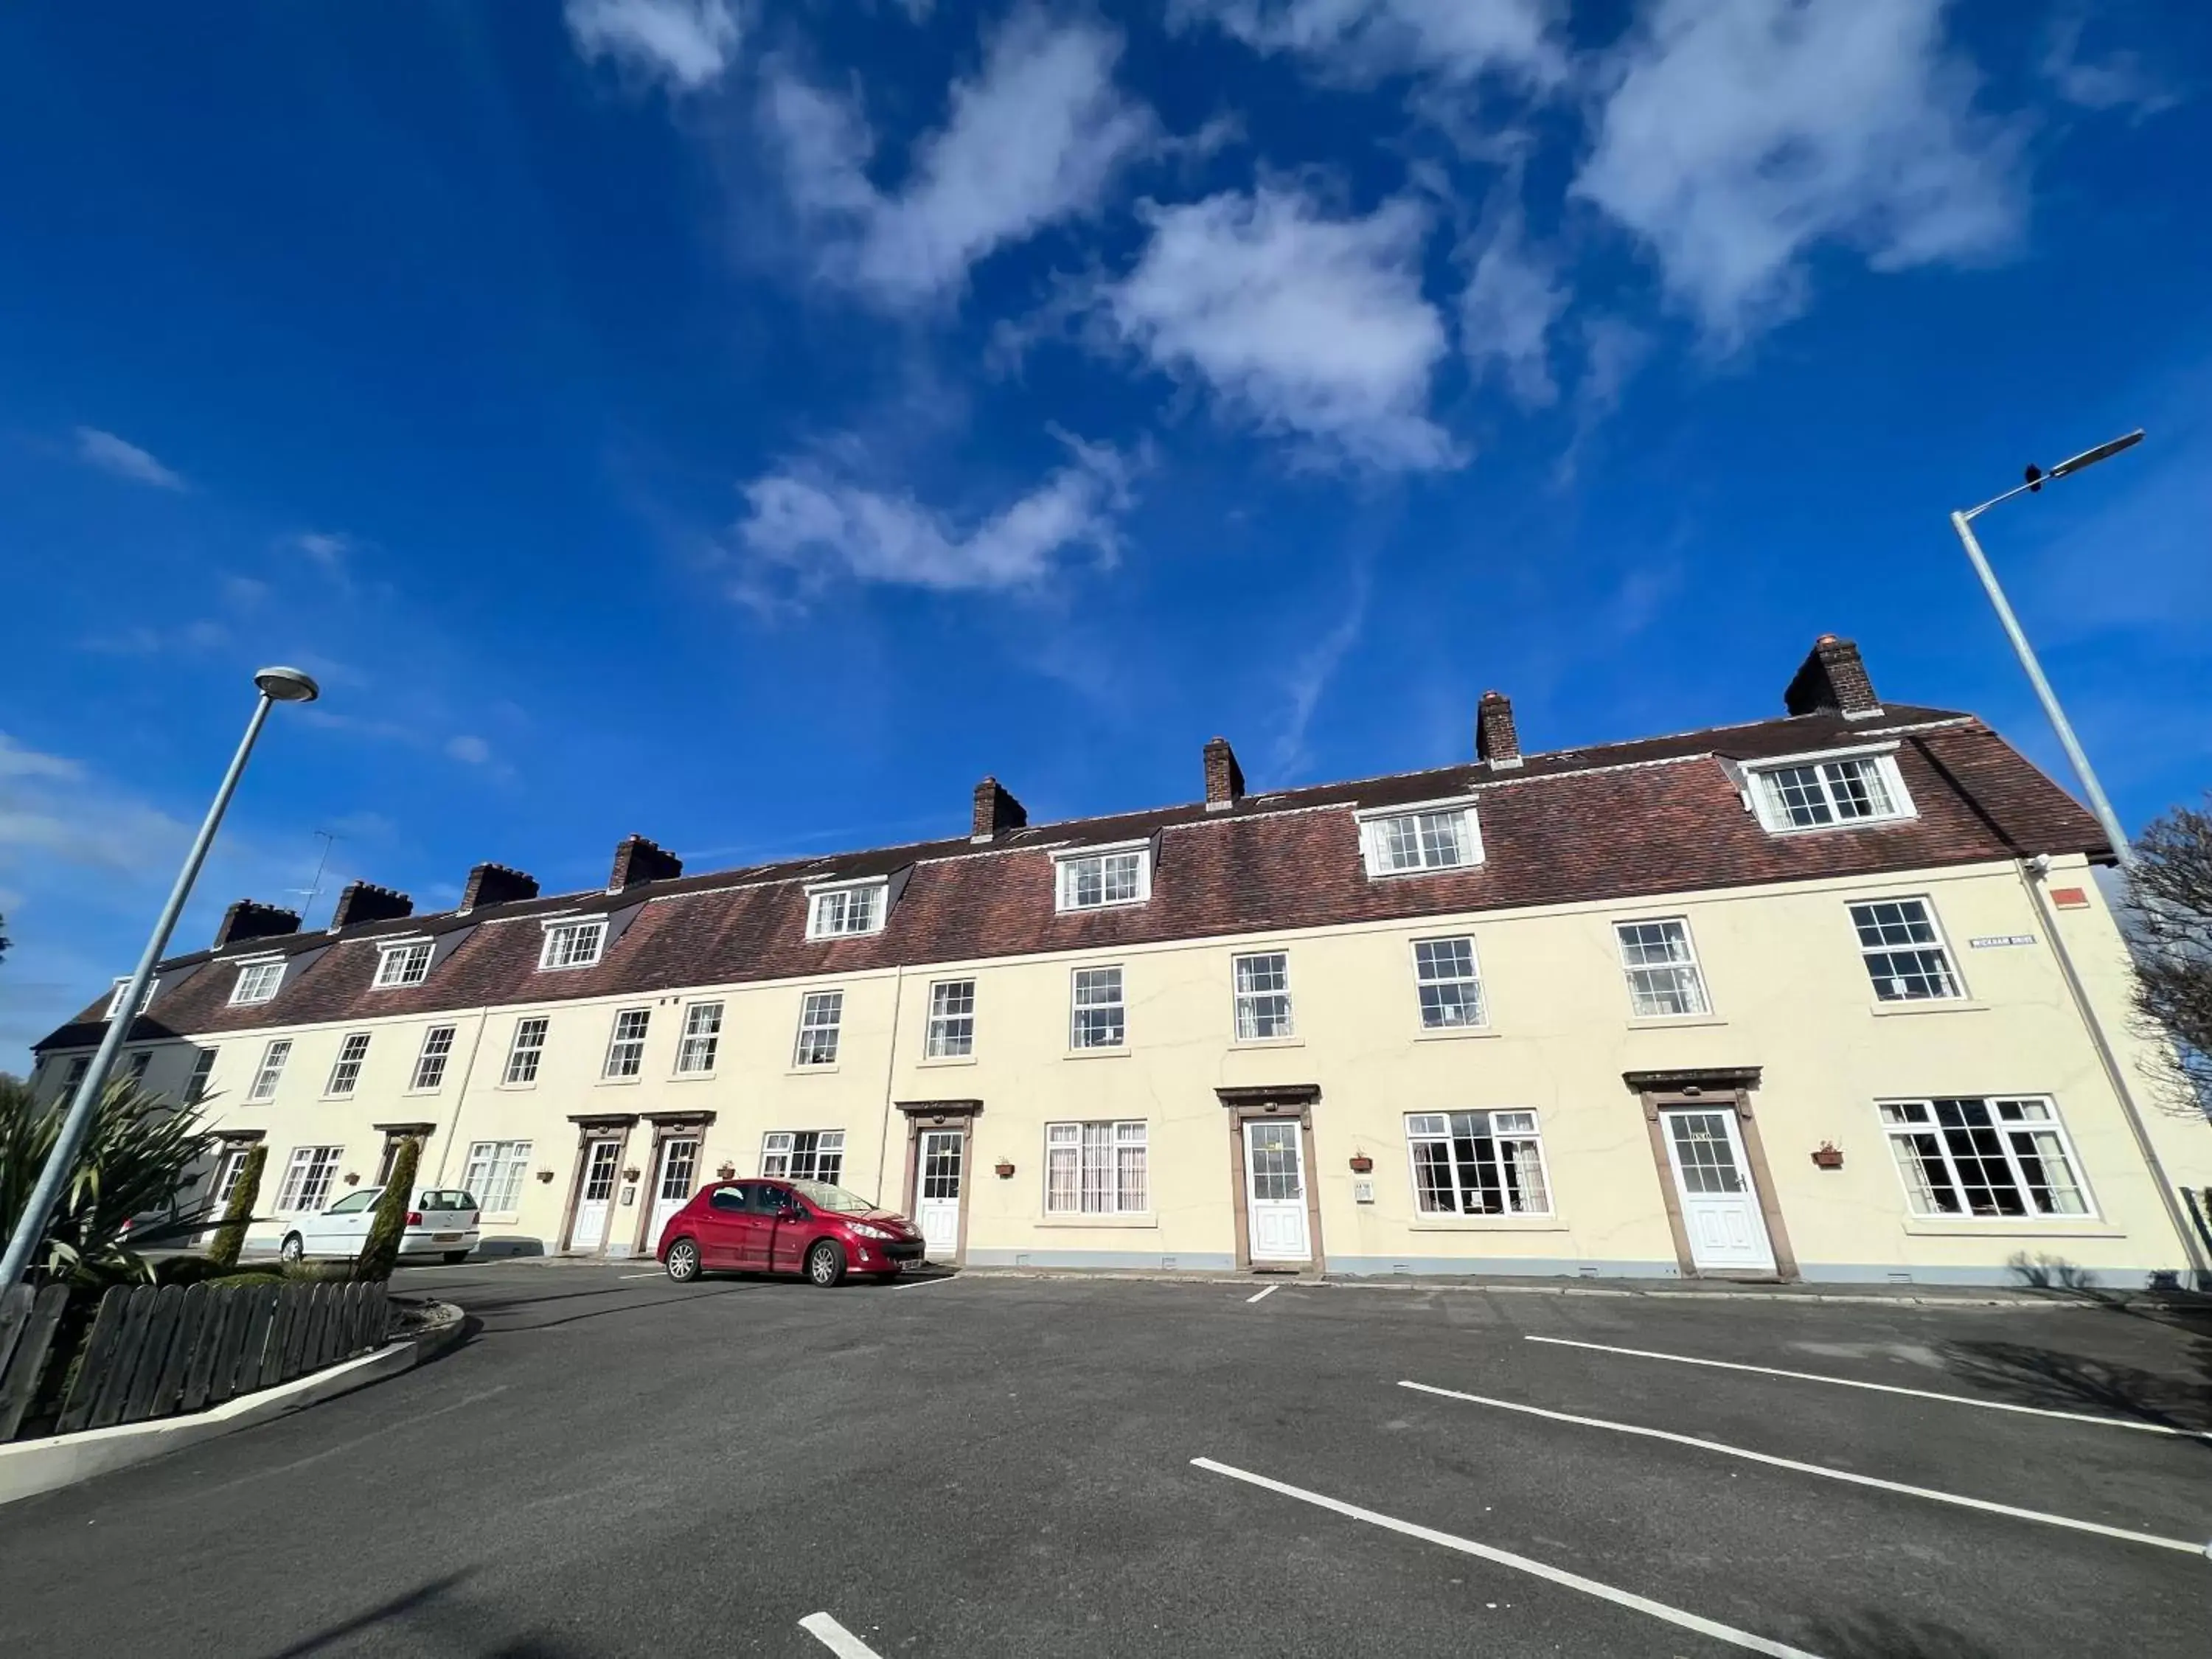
[1969,934,2037,949]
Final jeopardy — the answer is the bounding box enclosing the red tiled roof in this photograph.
[35,705,2105,1052]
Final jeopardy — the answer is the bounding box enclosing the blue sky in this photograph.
[2,0,2208,1065]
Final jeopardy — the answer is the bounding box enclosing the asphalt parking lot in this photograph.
[1,1262,2206,1658]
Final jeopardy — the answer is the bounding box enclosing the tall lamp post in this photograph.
[0,666,319,1288]
[1950,429,2143,869]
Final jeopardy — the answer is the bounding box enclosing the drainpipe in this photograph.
[873,964,908,1207]
[2017,858,2209,1286]
[429,1005,495,1187]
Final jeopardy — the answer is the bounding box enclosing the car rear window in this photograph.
[417,1190,474,1211]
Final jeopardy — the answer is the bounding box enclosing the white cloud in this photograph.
[74,427,187,490]
[565,0,740,91]
[2040,12,2179,119]
[1099,183,1455,471]
[1574,0,2022,343]
[80,620,229,658]
[1272,563,1370,779]
[290,531,354,574]
[737,432,1135,597]
[1172,0,1566,88]
[1458,210,1565,406]
[445,735,493,765]
[761,7,1156,310]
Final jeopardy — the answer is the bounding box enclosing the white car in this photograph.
[265,1186,481,1265]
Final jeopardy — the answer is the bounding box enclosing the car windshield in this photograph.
[789,1180,875,1214]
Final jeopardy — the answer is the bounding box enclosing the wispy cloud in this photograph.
[1097,181,1456,471]
[2039,10,2180,120]
[445,735,493,765]
[74,426,187,490]
[1271,563,1372,779]
[80,619,229,658]
[565,0,741,92]
[1574,0,2023,344]
[289,530,355,574]
[1458,206,1566,407]
[759,7,1158,311]
[1172,0,1567,91]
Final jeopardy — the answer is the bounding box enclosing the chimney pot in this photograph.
[1785,635,1882,720]
[327,881,414,932]
[1203,737,1245,810]
[460,863,540,912]
[1477,691,1522,769]
[609,835,683,893]
[213,899,302,951]
[971,777,1027,843]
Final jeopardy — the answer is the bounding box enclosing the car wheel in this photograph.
[664,1237,701,1283]
[279,1233,305,1264]
[806,1240,846,1287]
[442,1251,470,1265]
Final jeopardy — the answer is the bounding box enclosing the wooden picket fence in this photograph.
[0,1279,390,1443]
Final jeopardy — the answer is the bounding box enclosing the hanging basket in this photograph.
[1349,1154,1374,1174]
[1811,1143,1845,1169]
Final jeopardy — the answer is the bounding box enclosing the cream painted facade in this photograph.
[31,852,2212,1287]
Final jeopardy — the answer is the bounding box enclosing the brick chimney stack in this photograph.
[213,900,302,951]
[1203,737,1245,810]
[328,881,414,932]
[971,777,1027,844]
[1476,692,1521,770]
[459,863,540,913]
[609,835,683,893]
[1784,635,1882,720]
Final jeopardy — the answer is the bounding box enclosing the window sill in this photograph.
[1900,1218,2120,1238]
[1062,1047,1130,1061]
[1413,1026,1500,1043]
[1408,1217,1570,1233]
[1755,818,1916,837]
[1627,1015,1727,1031]
[596,1077,642,1088]
[319,1093,360,1104]
[482,1211,521,1227]
[1054,899,1150,916]
[1036,1214,1157,1229]
[667,1071,717,1083]
[917,1054,978,1068]
[495,1082,538,1092]
[1869,1000,1989,1018]
[1362,863,1482,883]
[1228,1037,1304,1051]
[786,1065,841,1077]
[401,1087,445,1099]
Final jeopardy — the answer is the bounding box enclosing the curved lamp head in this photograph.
[253,665,321,704]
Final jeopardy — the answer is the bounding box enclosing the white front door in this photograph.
[571,1141,622,1252]
[197,1147,251,1245]
[1243,1120,1310,1263]
[916,1130,963,1261]
[1662,1108,1776,1273]
[649,1137,699,1252]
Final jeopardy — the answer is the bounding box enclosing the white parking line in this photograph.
[618,1271,664,1280]
[1399,1380,2209,1558]
[897,1275,958,1289]
[1192,1457,1818,1657]
[1246,1284,1280,1304]
[1524,1335,2212,1439]
[799,1612,886,1658]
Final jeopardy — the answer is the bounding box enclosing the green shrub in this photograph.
[205,1143,265,1270]
[354,1137,422,1282]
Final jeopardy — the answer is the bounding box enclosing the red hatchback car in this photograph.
[656,1177,926,1286]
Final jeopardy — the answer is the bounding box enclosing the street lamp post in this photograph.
[1950,429,2143,869]
[0,667,319,1288]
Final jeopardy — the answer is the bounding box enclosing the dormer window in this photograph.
[538,918,606,970]
[1748,749,1912,832]
[103,976,153,1020]
[807,878,887,940]
[373,939,434,988]
[1054,844,1150,913]
[229,958,285,1006]
[1357,799,1482,878]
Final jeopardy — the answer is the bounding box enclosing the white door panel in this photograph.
[1244,1121,1310,1263]
[571,1141,622,1252]
[916,1130,963,1260]
[1663,1109,1776,1273]
[649,1138,699,1251]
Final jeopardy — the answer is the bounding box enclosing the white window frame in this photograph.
[675,1001,723,1075]
[373,939,434,988]
[274,1145,344,1214]
[793,990,844,1068]
[185,1047,218,1104]
[504,1016,549,1085]
[1052,842,1152,914]
[1231,951,1295,1042]
[602,1006,651,1079]
[1746,745,1915,833]
[411,1024,457,1091]
[1410,935,1487,1031]
[1614,918,1713,1018]
[210,1146,253,1210]
[229,957,285,1006]
[463,1138,532,1215]
[925,978,976,1060]
[1356,796,1484,879]
[1848,896,1966,1003]
[324,1032,371,1097]
[1877,1096,2096,1220]
[104,976,153,1019]
[247,1039,292,1103]
[1045,1120,1149,1215]
[1405,1110,1554,1217]
[761,1128,845,1184]
[805,878,888,940]
[1069,965,1126,1051]
[538,917,606,971]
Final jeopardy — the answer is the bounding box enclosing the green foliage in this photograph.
[0,1074,215,1286]
[354,1136,422,1281]
[206,1143,265,1270]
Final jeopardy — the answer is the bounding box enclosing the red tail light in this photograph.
[406,1210,422,1226]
